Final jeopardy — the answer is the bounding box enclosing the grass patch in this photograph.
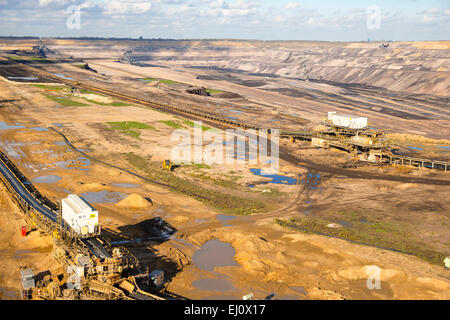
[79,89,98,94]
[8,56,48,62]
[160,119,214,132]
[123,152,266,215]
[29,57,49,61]
[190,172,241,190]
[275,216,446,265]
[190,163,211,170]
[73,64,87,69]
[182,120,212,131]
[159,120,184,129]
[43,94,88,106]
[31,84,67,91]
[139,78,180,85]
[106,121,155,139]
[7,56,23,61]
[110,102,131,107]
[83,98,130,106]
[107,121,155,130]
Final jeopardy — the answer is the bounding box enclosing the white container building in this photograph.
[62,194,99,236]
[327,112,368,130]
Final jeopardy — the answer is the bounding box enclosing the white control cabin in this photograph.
[327,112,368,130]
[62,194,99,237]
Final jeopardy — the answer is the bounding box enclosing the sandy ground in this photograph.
[0,44,449,300]
[0,182,54,300]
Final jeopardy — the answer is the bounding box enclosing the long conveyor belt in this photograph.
[0,150,113,259]
[0,151,58,223]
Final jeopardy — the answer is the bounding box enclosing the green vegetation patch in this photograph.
[8,56,49,62]
[160,119,214,132]
[31,84,68,91]
[182,120,212,131]
[139,78,180,85]
[107,121,154,130]
[83,98,130,106]
[190,163,211,170]
[29,57,49,61]
[73,64,87,69]
[190,172,241,190]
[7,56,23,61]
[43,94,88,106]
[106,121,155,139]
[159,120,184,129]
[110,102,131,107]
[122,152,266,215]
[275,215,447,265]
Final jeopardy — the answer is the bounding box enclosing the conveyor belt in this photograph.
[0,150,114,259]
[81,238,111,259]
[0,151,57,223]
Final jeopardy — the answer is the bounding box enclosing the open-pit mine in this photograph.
[0,38,449,300]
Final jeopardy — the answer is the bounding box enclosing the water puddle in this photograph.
[111,183,140,188]
[437,146,450,151]
[193,239,238,271]
[32,149,60,159]
[51,73,74,81]
[338,220,352,228]
[169,235,194,248]
[360,217,370,224]
[30,127,48,132]
[0,122,25,130]
[80,190,127,204]
[53,157,91,170]
[0,141,26,159]
[0,287,20,299]
[33,175,62,184]
[216,214,237,227]
[7,76,38,81]
[290,286,308,296]
[229,109,243,114]
[407,146,423,151]
[250,168,297,185]
[192,278,235,292]
[54,140,67,146]
[302,172,321,190]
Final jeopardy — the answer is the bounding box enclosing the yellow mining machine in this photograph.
[161,160,173,171]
